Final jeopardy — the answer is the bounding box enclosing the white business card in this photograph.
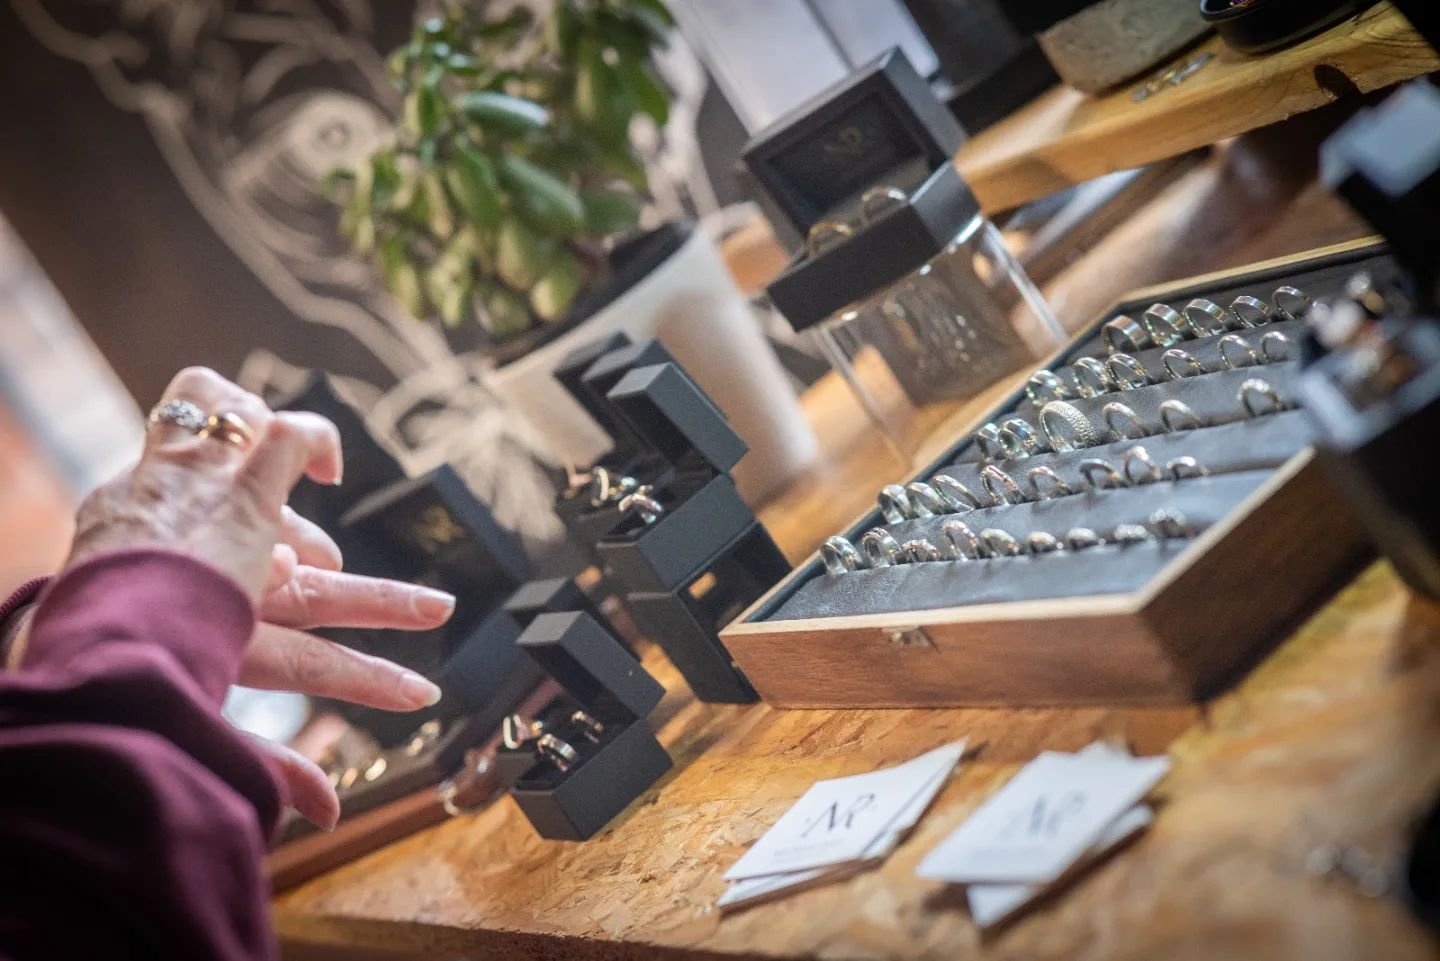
[965,804,1155,928]
[724,739,967,882]
[916,749,1169,884]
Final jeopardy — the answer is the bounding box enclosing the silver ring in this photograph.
[980,528,1022,558]
[901,538,942,563]
[148,399,208,433]
[1039,401,1100,452]
[1121,445,1162,485]
[980,465,1025,506]
[1217,333,1258,369]
[1026,370,1072,405]
[1159,399,1203,432]
[1161,348,1204,379]
[1000,418,1046,456]
[1071,357,1114,398]
[861,528,904,568]
[619,487,664,524]
[571,710,606,743]
[1230,295,1271,329]
[1142,304,1188,346]
[537,732,578,772]
[1147,508,1194,539]
[904,482,947,518]
[931,475,981,512]
[1260,331,1291,362]
[1110,523,1154,546]
[1102,401,1145,441]
[1183,298,1230,336]
[1105,353,1151,390]
[1065,527,1103,550]
[1167,456,1210,480]
[859,185,907,223]
[1102,315,1149,354]
[822,536,862,575]
[940,520,979,560]
[1025,531,1064,554]
[1079,458,1127,490]
[1238,378,1286,417]
[878,484,913,524]
[1272,285,1311,321]
[974,422,1010,461]
[1026,466,1073,500]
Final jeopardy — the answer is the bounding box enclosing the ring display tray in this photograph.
[721,239,1385,708]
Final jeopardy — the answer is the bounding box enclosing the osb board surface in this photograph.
[955,3,1439,213]
[275,157,1429,960]
[275,564,1440,960]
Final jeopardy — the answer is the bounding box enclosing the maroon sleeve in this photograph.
[0,550,282,961]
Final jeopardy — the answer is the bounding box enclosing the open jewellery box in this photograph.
[720,239,1387,708]
[510,610,670,841]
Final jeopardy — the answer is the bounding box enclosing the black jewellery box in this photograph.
[595,362,789,704]
[552,337,696,552]
[511,611,670,841]
[741,47,965,250]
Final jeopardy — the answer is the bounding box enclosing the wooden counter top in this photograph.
[274,142,1440,960]
[955,3,1438,214]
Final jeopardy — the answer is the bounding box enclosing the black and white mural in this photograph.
[0,0,713,552]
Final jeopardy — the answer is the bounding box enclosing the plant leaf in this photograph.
[444,146,501,231]
[477,285,533,340]
[420,170,455,236]
[381,236,427,317]
[495,218,559,289]
[581,190,642,236]
[620,58,668,127]
[529,251,584,321]
[498,154,585,235]
[574,39,632,146]
[629,0,676,29]
[460,91,550,135]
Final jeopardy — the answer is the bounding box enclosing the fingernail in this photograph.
[401,671,443,708]
[411,588,456,622]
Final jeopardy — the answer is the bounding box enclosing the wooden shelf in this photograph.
[955,3,1438,213]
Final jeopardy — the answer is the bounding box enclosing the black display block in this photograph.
[607,363,746,473]
[504,576,635,656]
[511,612,671,841]
[555,331,637,460]
[622,521,787,704]
[741,48,965,237]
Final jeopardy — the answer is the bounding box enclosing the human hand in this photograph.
[66,367,342,600]
[237,509,457,827]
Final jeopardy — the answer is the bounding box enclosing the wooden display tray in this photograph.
[721,239,1383,708]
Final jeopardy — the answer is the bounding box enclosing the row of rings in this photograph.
[1100,286,1309,356]
[822,508,1196,574]
[876,449,1209,523]
[1036,378,1288,453]
[1026,331,1292,407]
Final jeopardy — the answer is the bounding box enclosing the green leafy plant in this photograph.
[329,0,674,345]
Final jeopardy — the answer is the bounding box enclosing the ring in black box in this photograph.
[511,612,670,841]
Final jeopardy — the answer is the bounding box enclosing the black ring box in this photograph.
[511,611,670,841]
[593,362,778,703]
